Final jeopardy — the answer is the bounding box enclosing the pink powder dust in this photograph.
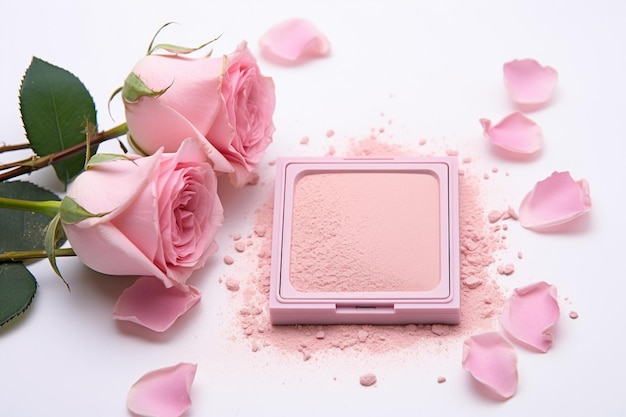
[222,134,506,358]
[290,172,441,292]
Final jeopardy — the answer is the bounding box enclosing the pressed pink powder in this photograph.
[289,172,441,293]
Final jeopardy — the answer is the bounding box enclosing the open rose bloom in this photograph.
[124,41,276,187]
[62,137,223,288]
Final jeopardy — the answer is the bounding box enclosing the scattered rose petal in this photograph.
[259,18,331,65]
[503,58,558,111]
[127,363,197,417]
[480,112,543,155]
[113,276,201,332]
[518,171,591,231]
[499,281,560,352]
[462,332,518,400]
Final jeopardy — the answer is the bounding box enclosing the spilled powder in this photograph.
[223,134,507,359]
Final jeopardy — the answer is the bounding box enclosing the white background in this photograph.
[1,1,624,416]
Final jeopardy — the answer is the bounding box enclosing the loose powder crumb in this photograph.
[225,278,240,292]
[505,207,519,220]
[299,349,312,361]
[569,311,579,319]
[497,263,515,275]
[359,373,377,387]
[300,136,310,145]
[357,330,369,342]
[488,210,502,223]
[235,241,247,253]
[437,376,447,384]
[223,255,235,265]
[431,324,451,336]
[326,129,335,138]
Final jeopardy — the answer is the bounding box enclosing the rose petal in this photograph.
[503,58,558,111]
[259,18,331,65]
[462,332,518,400]
[125,97,233,173]
[500,282,560,352]
[519,171,591,231]
[480,112,543,155]
[113,276,201,332]
[127,363,197,417]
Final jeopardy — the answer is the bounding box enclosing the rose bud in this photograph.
[123,41,276,187]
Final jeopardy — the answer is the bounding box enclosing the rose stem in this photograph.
[0,142,31,153]
[0,122,128,182]
[0,197,60,218]
[0,248,75,263]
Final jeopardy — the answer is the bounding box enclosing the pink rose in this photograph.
[124,41,276,187]
[61,137,223,288]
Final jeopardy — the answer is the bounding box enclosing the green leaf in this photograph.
[59,196,108,224]
[0,263,37,327]
[0,181,64,253]
[19,57,98,185]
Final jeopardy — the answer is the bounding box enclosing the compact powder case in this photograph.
[269,157,460,325]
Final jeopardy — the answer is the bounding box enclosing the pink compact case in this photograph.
[269,157,460,325]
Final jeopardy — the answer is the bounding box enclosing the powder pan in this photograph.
[270,157,460,325]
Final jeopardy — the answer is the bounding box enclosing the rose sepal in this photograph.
[44,213,71,290]
[146,21,220,56]
[59,196,109,225]
[121,72,170,104]
[86,153,135,169]
[148,36,220,56]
